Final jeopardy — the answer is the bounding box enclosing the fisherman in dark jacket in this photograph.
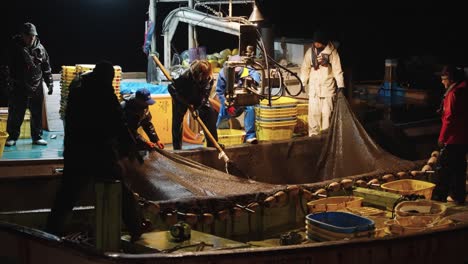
[121,88,164,151]
[2,22,53,146]
[169,59,218,150]
[46,61,145,241]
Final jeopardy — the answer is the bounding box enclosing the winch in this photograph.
[223,56,265,107]
[169,221,191,242]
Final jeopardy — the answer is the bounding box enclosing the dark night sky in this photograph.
[2,1,467,81]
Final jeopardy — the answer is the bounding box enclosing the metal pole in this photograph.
[188,0,195,49]
[149,0,157,54]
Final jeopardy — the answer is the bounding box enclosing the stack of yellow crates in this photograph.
[255,97,298,141]
[60,64,123,122]
[113,66,122,101]
[59,66,77,120]
[75,64,122,101]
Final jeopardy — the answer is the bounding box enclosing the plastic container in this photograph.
[307,196,363,213]
[256,116,296,122]
[345,206,386,217]
[0,131,8,158]
[255,105,298,119]
[380,179,435,199]
[259,97,298,106]
[306,221,374,241]
[306,212,375,240]
[61,65,76,72]
[385,216,453,235]
[217,129,246,146]
[394,200,446,218]
[256,119,296,141]
[0,117,30,139]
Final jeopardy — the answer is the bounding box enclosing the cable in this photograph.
[266,53,304,97]
[253,27,272,106]
[252,25,306,100]
[194,1,223,17]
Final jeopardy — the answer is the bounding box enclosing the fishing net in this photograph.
[122,92,418,201]
[121,149,284,202]
[313,92,416,180]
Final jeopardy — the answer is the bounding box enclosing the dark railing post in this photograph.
[95,180,121,252]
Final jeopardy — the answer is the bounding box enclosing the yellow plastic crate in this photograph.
[394,200,446,218]
[380,179,435,199]
[259,96,298,106]
[256,119,296,141]
[75,64,122,73]
[297,103,308,115]
[75,64,96,73]
[217,129,246,146]
[61,65,76,72]
[0,117,30,139]
[307,196,363,213]
[255,106,297,119]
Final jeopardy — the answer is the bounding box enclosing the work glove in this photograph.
[438,141,445,148]
[146,140,165,150]
[146,141,156,150]
[46,83,53,95]
[156,140,165,149]
[227,105,237,116]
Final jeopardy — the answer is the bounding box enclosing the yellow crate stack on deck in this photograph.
[59,66,76,120]
[255,97,298,141]
[60,64,123,122]
[75,64,123,101]
[113,66,122,102]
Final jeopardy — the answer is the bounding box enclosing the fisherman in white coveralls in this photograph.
[300,31,345,136]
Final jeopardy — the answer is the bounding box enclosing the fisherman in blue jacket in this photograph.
[216,55,260,144]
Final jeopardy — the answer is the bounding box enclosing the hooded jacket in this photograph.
[170,68,213,109]
[299,42,344,97]
[439,80,468,144]
[4,35,53,95]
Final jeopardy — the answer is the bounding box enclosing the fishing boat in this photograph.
[1,91,467,264]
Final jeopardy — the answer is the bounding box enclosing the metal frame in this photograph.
[149,0,255,67]
[155,0,253,3]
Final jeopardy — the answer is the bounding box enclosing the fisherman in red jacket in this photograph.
[432,65,468,205]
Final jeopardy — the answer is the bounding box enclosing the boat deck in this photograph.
[0,131,204,160]
[0,76,205,160]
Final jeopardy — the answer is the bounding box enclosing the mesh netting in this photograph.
[314,92,416,180]
[121,149,283,201]
[122,92,417,201]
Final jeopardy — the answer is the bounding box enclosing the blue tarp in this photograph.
[120,82,168,95]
